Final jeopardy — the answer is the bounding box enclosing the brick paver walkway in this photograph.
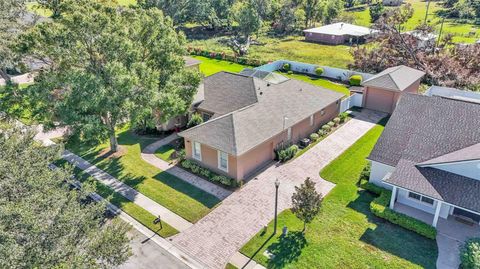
[172,109,386,269]
[141,134,233,200]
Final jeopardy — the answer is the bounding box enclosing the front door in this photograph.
[453,208,480,222]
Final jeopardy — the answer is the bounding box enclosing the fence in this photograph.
[255,60,374,82]
[340,93,363,112]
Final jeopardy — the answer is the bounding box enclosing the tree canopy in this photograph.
[0,122,131,268]
[19,0,200,152]
[291,177,323,232]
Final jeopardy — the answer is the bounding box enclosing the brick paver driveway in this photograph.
[172,109,386,269]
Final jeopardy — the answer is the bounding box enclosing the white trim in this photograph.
[418,159,480,167]
[309,115,314,126]
[390,186,397,209]
[433,201,442,227]
[287,127,292,140]
[217,150,229,172]
[192,141,202,161]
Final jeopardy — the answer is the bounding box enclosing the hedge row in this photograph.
[461,238,480,269]
[367,185,437,240]
[181,159,238,188]
[187,47,269,67]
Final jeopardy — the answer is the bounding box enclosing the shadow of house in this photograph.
[360,227,438,269]
[267,232,308,269]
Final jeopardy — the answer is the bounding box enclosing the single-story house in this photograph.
[362,65,425,114]
[303,22,376,45]
[403,30,437,48]
[368,93,480,227]
[179,71,344,180]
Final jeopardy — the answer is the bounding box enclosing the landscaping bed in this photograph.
[63,127,221,223]
[179,159,238,189]
[240,117,438,269]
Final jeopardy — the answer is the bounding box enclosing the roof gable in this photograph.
[362,65,425,91]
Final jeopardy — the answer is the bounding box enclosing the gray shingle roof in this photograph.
[368,93,480,166]
[385,159,480,213]
[419,143,480,165]
[197,72,258,116]
[362,65,425,91]
[180,74,344,156]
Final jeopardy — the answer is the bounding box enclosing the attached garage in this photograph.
[362,65,425,114]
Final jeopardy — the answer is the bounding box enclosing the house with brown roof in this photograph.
[179,71,344,181]
[362,65,425,114]
[368,93,480,228]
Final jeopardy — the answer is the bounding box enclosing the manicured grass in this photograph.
[65,127,221,223]
[193,56,350,96]
[63,164,179,238]
[154,144,176,162]
[348,0,479,43]
[189,36,354,68]
[240,117,438,269]
[193,56,250,76]
[225,263,238,269]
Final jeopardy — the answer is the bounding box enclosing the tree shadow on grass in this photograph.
[266,231,308,269]
[347,190,438,269]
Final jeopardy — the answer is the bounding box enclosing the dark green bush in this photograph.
[315,67,324,76]
[277,144,299,162]
[181,159,236,188]
[349,75,363,86]
[369,188,437,239]
[339,112,349,123]
[283,63,291,71]
[187,113,203,128]
[461,238,480,269]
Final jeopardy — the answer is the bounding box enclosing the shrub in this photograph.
[310,133,319,141]
[181,160,235,188]
[187,113,203,128]
[181,159,193,169]
[288,70,293,75]
[339,112,349,123]
[321,124,331,132]
[349,75,363,86]
[317,129,326,137]
[327,121,335,128]
[333,117,340,126]
[370,188,437,239]
[461,238,480,269]
[177,149,186,161]
[315,67,324,76]
[283,63,291,71]
[277,144,299,162]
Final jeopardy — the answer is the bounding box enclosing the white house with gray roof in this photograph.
[368,93,480,228]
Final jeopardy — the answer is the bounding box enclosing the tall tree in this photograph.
[36,0,65,18]
[303,0,321,28]
[291,177,323,233]
[137,0,191,25]
[19,0,199,152]
[0,124,131,268]
[369,0,385,22]
[0,0,27,81]
[228,1,262,55]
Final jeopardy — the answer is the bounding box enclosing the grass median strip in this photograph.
[62,162,179,238]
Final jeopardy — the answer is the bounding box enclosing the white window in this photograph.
[310,115,314,126]
[287,127,292,140]
[192,141,202,160]
[218,151,228,172]
[408,192,434,205]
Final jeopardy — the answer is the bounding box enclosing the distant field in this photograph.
[188,36,355,68]
[348,0,479,43]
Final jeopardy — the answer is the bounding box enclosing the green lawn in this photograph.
[193,56,350,96]
[65,127,221,223]
[62,164,179,238]
[348,0,479,43]
[240,117,438,269]
[154,144,176,162]
[189,36,354,68]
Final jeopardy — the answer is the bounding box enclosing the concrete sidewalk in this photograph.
[141,134,233,200]
[62,150,193,232]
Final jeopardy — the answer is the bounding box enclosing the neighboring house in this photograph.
[179,71,344,180]
[383,0,404,6]
[403,30,437,48]
[367,93,480,227]
[362,65,425,114]
[156,57,202,131]
[303,22,376,45]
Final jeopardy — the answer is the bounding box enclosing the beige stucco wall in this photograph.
[183,100,340,180]
[363,79,421,114]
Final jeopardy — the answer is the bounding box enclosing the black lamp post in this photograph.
[273,179,280,234]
